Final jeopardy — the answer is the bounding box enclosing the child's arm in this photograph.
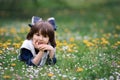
[19,48,36,66]
[31,50,44,65]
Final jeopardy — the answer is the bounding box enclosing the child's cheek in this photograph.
[33,34,38,40]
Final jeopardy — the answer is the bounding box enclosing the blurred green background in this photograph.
[0,1,120,79]
[0,0,120,34]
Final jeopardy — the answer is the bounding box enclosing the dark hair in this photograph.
[27,21,56,47]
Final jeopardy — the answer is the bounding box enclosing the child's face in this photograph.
[32,32,49,45]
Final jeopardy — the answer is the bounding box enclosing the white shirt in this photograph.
[20,39,49,66]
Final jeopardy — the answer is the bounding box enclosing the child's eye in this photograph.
[35,33,40,36]
[43,35,46,37]
[43,35,48,38]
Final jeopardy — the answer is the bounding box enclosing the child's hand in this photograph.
[38,44,54,52]
[38,44,55,58]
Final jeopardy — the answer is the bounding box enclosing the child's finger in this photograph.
[39,45,47,51]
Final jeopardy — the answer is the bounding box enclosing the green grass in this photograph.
[0,1,120,79]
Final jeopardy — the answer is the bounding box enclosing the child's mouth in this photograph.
[38,42,43,45]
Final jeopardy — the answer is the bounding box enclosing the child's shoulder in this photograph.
[21,39,33,49]
[22,40,32,45]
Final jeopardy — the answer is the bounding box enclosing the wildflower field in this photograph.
[0,2,120,80]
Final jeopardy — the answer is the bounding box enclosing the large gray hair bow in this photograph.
[28,16,57,31]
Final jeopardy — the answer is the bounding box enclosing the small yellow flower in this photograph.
[11,63,16,67]
[83,40,94,47]
[83,40,89,43]
[0,50,3,54]
[10,27,17,34]
[117,61,120,65]
[6,42,11,46]
[67,48,72,52]
[0,28,7,34]
[114,34,119,38]
[116,41,120,45]
[116,25,120,30]
[101,38,109,45]
[0,43,2,47]
[87,42,94,47]
[69,37,75,42]
[3,75,11,79]
[13,43,21,48]
[92,38,99,44]
[76,67,83,72]
[48,73,54,77]
[3,44,8,49]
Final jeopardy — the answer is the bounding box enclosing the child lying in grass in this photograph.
[18,16,57,66]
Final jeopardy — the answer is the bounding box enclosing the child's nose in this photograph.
[39,36,43,40]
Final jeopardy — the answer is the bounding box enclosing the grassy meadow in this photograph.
[0,1,120,80]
